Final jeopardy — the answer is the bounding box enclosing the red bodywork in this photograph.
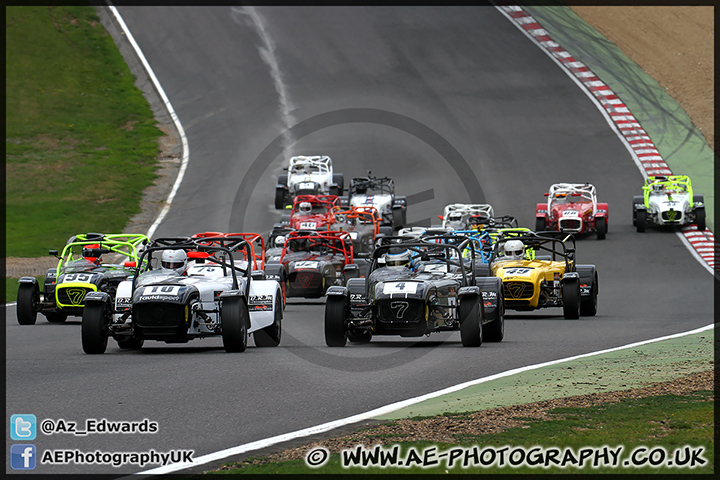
[288,195,340,231]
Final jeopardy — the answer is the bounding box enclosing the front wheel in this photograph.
[17,283,39,325]
[595,217,607,240]
[635,210,646,232]
[221,298,248,352]
[695,208,706,231]
[254,296,282,347]
[459,296,482,347]
[274,187,286,210]
[324,297,347,347]
[562,281,581,320]
[535,217,546,232]
[82,303,110,354]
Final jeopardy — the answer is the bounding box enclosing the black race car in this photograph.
[324,236,504,347]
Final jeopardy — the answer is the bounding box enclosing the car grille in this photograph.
[377,298,424,323]
[559,218,582,231]
[56,286,93,306]
[289,271,322,289]
[504,281,534,300]
[134,303,187,338]
[661,210,681,222]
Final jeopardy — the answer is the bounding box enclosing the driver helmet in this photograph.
[652,182,664,192]
[299,202,312,215]
[385,247,411,267]
[161,249,188,274]
[503,239,525,261]
[82,244,101,264]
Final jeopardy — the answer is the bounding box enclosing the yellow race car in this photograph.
[477,232,598,319]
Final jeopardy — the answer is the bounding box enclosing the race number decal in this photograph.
[298,182,315,190]
[187,266,223,276]
[61,273,95,283]
[423,264,447,273]
[503,267,533,276]
[294,261,318,269]
[383,282,418,294]
[348,231,359,240]
[141,285,181,296]
[299,222,317,229]
[562,210,579,217]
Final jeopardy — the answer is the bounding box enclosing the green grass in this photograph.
[212,390,714,475]
[6,5,162,257]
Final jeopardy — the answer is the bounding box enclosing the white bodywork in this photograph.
[287,155,333,195]
[114,265,278,335]
[350,193,393,220]
[646,189,693,225]
[441,204,495,230]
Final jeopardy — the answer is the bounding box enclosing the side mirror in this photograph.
[49,250,59,257]
[544,193,550,197]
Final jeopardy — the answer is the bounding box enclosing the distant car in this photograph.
[342,173,407,230]
[479,232,598,319]
[331,206,388,254]
[81,235,283,354]
[535,183,608,239]
[284,194,341,231]
[267,230,361,299]
[16,233,148,325]
[439,203,495,230]
[275,155,344,209]
[633,175,705,232]
[324,236,504,347]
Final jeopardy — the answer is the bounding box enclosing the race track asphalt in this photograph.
[5,6,713,476]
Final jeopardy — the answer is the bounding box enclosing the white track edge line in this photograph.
[108,5,189,240]
[137,323,714,475]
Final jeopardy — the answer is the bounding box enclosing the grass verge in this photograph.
[211,385,713,475]
[6,5,161,257]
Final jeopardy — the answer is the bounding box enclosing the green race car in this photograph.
[16,233,149,325]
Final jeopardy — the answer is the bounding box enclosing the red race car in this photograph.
[286,194,340,231]
[535,183,608,240]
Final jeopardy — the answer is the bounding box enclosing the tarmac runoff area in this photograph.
[375,328,714,421]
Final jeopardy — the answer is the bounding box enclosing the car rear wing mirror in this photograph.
[49,249,59,257]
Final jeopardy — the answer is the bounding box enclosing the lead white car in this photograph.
[633,175,706,232]
[81,236,283,354]
[275,155,344,209]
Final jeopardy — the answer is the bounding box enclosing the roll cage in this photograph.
[191,232,265,270]
[286,155,332,175]
[333,206,381,237]
[348,174,395,196]
[53,233,149,273]
[545,183,597,213]
[642,175,694,208]
[489,232,576,272]
[280,231,353,265]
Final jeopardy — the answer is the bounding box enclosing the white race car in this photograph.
[81,235,283,354]
[343,173,407,230]
[275,155,344,209]
[439,203,495,230]
[633,175,706,232]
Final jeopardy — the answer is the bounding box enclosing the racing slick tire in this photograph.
[635,209,646,233]
[695,207,706,231]
[45,311,68,323]
[595,217,607,240]
[392,208,405,230]
[484,295,504,343]
[17,283,39,325]
[221,298,249,353]
[324,296,347,347]
[82,302,110,354]
[459,295,482,347]
[117,337,144,349]
[332,173,344,193]
[275,187,286,210]
[347,330,372,343]
[535,217,546,232]
[254,296,282,347]
[580,276,598,317]
[562,281,581,320]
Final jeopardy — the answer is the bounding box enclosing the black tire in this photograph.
[484,295,504,342]
[695,208,706,231]
[17,283,39,325]
[459,295,482,347]
[82,303,109,354]
[392,208,405,229]
[596,217,607,240]
[44,311,68,323]
[277,174,288,187]
[562,281,581,320]
[254,295,282,347]
[324,296,347,347]
[333,173,344,192]
[329,185,340,197]
[221,298,248,353]
[347,330,372,343]
[117,337,144,349]
[535,217,546,232]
[274,187,286,210]
[635,210,646,232]
[580,276,598,317]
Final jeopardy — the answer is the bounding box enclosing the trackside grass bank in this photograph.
[208,374,713,475]
[6,5,161,258]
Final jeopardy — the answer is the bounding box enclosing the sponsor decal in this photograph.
[481,290,497,299]
[139,295,180,302]
[65,288,87,305]
[350,293,365,302]
[383,282,418,294]
[249,294,273,305]
[294,261,319,269]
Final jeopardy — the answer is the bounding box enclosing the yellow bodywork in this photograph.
[491,258,568,308]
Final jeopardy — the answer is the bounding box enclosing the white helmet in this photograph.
[299,202,312,214]
[161,249,188,274]
[385,248,411,267]
[503,240,524,260]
